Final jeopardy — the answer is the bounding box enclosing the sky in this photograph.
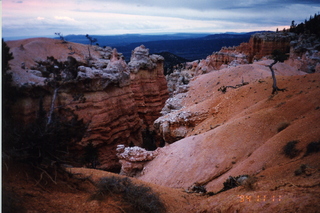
[2,0,320,38]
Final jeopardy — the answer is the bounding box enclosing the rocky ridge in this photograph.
[164,32,320,110]
[6,38,168,170]
[135,31,320,212]
[4,32,320,212]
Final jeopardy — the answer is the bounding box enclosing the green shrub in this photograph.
[90,176,166,213]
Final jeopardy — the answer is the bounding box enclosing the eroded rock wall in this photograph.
[129,45,169,131]
[286,34,320,73]
[194,32,297,74]
[248,32,297,61]
[6,38,168,170]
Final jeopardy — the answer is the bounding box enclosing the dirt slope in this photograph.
[138,63,320,212]
[3,163,202,213]
[3,38,320,212]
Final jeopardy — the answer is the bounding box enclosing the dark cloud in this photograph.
[2,0,320,37]
[92,0,320,11]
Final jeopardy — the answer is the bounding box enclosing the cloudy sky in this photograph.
[2,0,320,38]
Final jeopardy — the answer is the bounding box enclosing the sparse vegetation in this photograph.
[294,164,316,176]
[83,142,99,168]
[3,53,87,168]
[304,141,320,156]
[2,39,14,74]
[241,176,257,191]
[186,182,207,194]
[289,13,320,37]
[294,164,307,176]
[268,50,289,94]
[55,32,67,43]
[283,140,300,158]
[85,34,98,60]
[208,175,256,196]
[218,81,249,93]
[90,176,166,213]
[5,107,87,166]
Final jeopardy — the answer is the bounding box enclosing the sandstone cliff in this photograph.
[4,33,320,212]
[286,34,320,73]
[128,45,169,132]
[248,32,297,61]
[194,32,298,73]
[6,38,168,170]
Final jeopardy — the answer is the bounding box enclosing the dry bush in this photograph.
[90,176,166,213]
[241,176,257,191]
[305,141,320,156]
[294,164,307,176]
[217,175,257,193]
[283,140,300,158]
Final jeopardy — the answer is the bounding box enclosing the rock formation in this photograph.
[157,31,320,145]
[129,45,169,133]
[193,32,298,74]
[116,144,158,176]
[6,38,168,170]
[286,34,320,73]
[4,31,320,212]
[247,32,297,61]
[195,47,248,74]
[130,31,320,212]
[139,63,320,212]
[166,69,194,96]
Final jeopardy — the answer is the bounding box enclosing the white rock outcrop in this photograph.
[116,145,159,176]
[128,45,164,73]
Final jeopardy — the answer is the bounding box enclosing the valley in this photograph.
[2,23,320,212]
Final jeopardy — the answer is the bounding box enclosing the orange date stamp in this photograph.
[238,195,282,202]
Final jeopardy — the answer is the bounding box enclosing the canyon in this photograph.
[5,38,168,171]
[3,31,320,212]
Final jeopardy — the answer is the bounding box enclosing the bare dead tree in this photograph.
[268,50,289,94]
[46,87,60,128]
[55,32,67,43]
[85,34,97,60]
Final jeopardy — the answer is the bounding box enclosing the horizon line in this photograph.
[3,30,275,41]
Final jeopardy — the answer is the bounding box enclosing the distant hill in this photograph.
[63,33,210,46]
[115,33,256,61]
[59,32,263,61]
[155,52,189,75]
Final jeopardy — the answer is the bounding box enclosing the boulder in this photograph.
[116,145,158,176]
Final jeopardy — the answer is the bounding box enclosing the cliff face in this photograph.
[248,32,297,61]
[195,32,297,73]
[6,38,168,170]
[128,45,169,132]
[286,34,320,73]
[195,47,248,74]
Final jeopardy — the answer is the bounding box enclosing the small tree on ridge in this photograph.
[85,34,97,60]
[268,50,288,94]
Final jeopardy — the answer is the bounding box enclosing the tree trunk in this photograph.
[46,87,59,128]
[87,45,92,60]
[268,60,286,94]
